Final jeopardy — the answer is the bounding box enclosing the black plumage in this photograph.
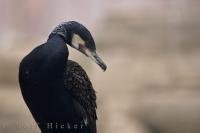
[18,21,106,133]
[64,60,97,121]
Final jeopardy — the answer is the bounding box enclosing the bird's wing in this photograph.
[64,60,97,132]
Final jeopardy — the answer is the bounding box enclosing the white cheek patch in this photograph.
[71,34,85,49]
[72,42,79,49]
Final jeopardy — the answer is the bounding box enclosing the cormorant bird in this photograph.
[18,21,106,133]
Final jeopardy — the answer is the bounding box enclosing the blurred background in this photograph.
[0,0,200,133]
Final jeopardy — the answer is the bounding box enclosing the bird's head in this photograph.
[51,21,107,71]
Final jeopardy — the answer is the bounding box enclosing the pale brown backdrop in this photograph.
[0,0,200,133]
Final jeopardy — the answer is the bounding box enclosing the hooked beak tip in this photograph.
[99,63,107,71]
[92,52,107,71]
[86,50,107,71]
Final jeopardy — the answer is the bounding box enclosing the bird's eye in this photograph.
[79,44,85,49]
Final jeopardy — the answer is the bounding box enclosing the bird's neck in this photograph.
[48,23,71,44]
[47,34,67,45]
[42,34,69,82]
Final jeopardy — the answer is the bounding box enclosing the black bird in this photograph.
[18,21,107,133]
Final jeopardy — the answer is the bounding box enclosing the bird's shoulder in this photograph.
[64,60,97,121]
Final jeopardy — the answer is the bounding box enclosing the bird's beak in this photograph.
[85,49,107,71]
